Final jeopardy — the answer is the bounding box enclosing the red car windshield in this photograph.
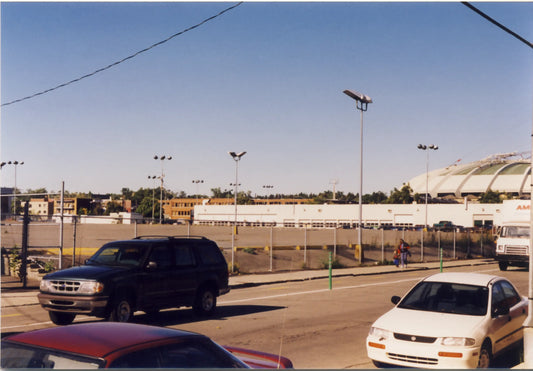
[1,342,105,369]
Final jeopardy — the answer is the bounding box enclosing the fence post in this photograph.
[21,202,29,288]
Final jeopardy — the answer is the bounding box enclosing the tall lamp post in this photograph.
[2,161,24,215]
[154,155,172,224]
[229,151,246,273]
[263,185,274,199]
[417,144,438,229]
[192,179,204,202]
[147,175,158,223]
[343,89,372,263]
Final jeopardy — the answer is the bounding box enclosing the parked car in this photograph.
[433,220,456,231]
[38,236,229,325]
[1,322,293,368]
[367,272,527,368]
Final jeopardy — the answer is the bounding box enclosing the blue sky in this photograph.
[1,2,532,197]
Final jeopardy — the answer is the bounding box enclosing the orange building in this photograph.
[162,198,311,222]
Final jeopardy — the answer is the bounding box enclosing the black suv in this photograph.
[38,236,229,325]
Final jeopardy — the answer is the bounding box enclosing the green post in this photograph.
[439,230,443,272]
[329,251,332,290]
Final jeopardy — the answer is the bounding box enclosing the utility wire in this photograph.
[1,2,243,107]
[462,2,533,49]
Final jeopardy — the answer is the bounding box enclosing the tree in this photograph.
[105,201,124,215]
[136,197,160,220]
[386,184,413,204]
[478,190,502,203]
[364,191,388,204]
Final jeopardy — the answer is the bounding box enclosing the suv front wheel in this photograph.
[108,296,133,322]
[193,286,216,316]
[49,311,76,326]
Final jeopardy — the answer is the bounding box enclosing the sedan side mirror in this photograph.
[492,306,510,318]
[391,296,401,305]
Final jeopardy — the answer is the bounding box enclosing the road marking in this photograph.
[220,267,501,305]
[2,321,53,330]
[0,313,22,318]
[220,277,421,304]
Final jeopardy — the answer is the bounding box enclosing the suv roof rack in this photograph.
[133,235,207,240]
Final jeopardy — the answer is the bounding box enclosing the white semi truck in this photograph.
[495,199,531,271]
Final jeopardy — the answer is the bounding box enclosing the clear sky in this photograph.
[1,1,532,197]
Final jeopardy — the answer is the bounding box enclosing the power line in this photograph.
[462,2,533,49]
[1,2,243,107]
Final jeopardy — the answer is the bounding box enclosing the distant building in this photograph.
[53,197,91,215]
[28,198,54,217]
[162,197,312,223]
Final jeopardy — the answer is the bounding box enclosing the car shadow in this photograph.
[130,304,286,327]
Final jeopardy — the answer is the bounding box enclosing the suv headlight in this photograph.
[369,327,392,341]
[78,281,104,294]
[440,337,475,346]
[40,279,53,292]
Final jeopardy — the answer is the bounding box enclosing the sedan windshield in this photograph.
[87,243,147,267]
[1,342,103,369]
[398,281,488,316]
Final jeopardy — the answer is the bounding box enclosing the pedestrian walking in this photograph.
[398,239,411,268]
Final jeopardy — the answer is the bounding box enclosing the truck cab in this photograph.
[495,200,531,271]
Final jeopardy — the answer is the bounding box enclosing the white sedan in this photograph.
[367,272,527,368]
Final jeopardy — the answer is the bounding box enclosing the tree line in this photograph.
[14,185,509,218]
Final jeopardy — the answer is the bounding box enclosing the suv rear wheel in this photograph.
[193,286,216,316]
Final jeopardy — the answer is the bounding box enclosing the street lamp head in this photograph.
[429,144,439,150]
[343,89,372,104]
[418,144,427,150]
[154,155,158,160]
[229,151,247,160]
[167,156,172,160]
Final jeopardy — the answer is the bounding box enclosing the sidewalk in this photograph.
[1,258,496,309]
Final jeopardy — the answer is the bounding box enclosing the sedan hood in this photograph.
[43,265,128,281]
[373,307,485,338]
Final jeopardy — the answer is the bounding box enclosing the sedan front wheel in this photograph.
[477,342,492,368]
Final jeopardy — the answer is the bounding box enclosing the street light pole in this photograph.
[3,161,24,215]
[229,151,246,273]
[147,175,157,223]
[192,179,204,202]
[154,155,172,224]
[343,89,372,264]
[417,144,438,229]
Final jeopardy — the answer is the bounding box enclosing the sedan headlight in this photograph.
[78,281,104,294]
[369,327,392,341]
[440,337,475,346]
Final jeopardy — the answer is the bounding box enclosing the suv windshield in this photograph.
[87,243,147,267]
[398,281,488,316]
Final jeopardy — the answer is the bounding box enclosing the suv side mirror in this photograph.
[146,261,158,270]
[391,296,401,305]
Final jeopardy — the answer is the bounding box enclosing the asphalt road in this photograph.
[1,264,528,369]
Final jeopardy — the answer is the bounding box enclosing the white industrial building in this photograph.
[195,153,532,229]
[193,202,504,229]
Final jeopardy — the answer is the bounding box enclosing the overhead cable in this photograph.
[2,2,243,107]
[462,2,533,49]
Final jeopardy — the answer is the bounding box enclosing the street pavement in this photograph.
[3,258,530,369]
[1,258,496,308]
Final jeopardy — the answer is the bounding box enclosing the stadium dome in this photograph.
[408,152,531,198]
